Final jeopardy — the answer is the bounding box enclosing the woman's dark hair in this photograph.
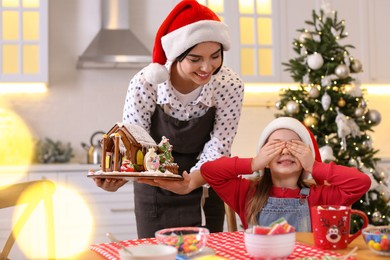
[175,44,224,74]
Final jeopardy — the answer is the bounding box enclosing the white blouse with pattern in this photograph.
[122,65,245,172]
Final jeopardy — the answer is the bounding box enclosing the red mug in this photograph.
[311,205,368,250]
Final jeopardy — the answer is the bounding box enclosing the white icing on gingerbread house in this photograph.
[100,123,157,172]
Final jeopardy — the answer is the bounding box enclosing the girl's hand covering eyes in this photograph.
[286,140,315,173]
[252,140,285,172]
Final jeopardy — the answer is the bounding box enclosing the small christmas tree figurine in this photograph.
[276,1,390,230]
[157,136,179,174]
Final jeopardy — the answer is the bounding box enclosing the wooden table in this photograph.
[74,232,381,259]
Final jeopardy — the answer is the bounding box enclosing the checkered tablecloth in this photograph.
[90,231,348,260]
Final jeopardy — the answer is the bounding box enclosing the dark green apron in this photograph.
[133,105,225,238]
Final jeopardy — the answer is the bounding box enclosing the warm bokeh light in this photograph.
[0,83,47,93]
[14,182,94,259]
[0,107,33,186]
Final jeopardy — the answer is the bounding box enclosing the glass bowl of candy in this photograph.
[155,227,209,257]
[362,225,390,256]
[244,218,296,259]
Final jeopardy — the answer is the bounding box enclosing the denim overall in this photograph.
[256,187,311,232]
[133,105,225,238]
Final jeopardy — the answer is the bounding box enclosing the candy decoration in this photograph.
[252,217,295,235]
[144,148,160,171]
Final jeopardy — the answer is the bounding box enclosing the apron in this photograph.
[134,105,225,238]
[256,188,311,232]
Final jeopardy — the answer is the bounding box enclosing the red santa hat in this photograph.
[257,117,322,162]
[144,0,231,84]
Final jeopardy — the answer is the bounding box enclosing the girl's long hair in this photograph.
[245,168,309,226]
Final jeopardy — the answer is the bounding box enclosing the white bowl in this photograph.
[244,228,296,259]
[118,244,177,260]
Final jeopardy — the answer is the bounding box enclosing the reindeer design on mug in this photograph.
[320,216,348,244]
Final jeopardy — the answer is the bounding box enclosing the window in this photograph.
[199,0,278,83]
[0,0,48,85]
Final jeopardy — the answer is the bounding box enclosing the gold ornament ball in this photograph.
[351,59,363,72]
[285,101,300,114]
[299,32,313,43]
[309,86,320,98]
[304,115,318,127]
[337,98,346,107]
[335,64,350,79]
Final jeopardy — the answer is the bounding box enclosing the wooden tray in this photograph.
[87,172,184,181]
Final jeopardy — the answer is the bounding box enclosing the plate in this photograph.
[87,172,184,181]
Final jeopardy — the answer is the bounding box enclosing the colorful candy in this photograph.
[156,227,209,256]
[363,227,390,255]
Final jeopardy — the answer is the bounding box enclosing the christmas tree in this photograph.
[157,136,176,172]
[276,2,390,230]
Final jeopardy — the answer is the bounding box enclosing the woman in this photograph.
[94,0,244,238]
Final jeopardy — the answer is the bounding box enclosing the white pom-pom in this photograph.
[144,63,169,84]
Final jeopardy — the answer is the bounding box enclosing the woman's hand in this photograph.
[93,177,128,192]
[137,170,206,195]
[137,171,192,194]
[252,140,285,172]
[286,139,315,174]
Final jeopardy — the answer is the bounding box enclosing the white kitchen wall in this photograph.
[0,0,389,165]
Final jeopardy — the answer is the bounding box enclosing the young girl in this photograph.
[200,117,371,231]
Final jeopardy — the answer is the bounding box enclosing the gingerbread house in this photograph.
[100,123,157,172]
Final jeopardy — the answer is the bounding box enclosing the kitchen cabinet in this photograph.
[0,0,48,83]
[0,164,135,259]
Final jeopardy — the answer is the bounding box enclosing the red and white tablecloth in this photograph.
[90,231,351,260]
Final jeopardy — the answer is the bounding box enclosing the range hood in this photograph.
[77,0,152,69]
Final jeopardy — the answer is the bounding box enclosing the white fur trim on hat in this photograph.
[144,63,170,84]
[161,20,230,61]
[256,117,315,157]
